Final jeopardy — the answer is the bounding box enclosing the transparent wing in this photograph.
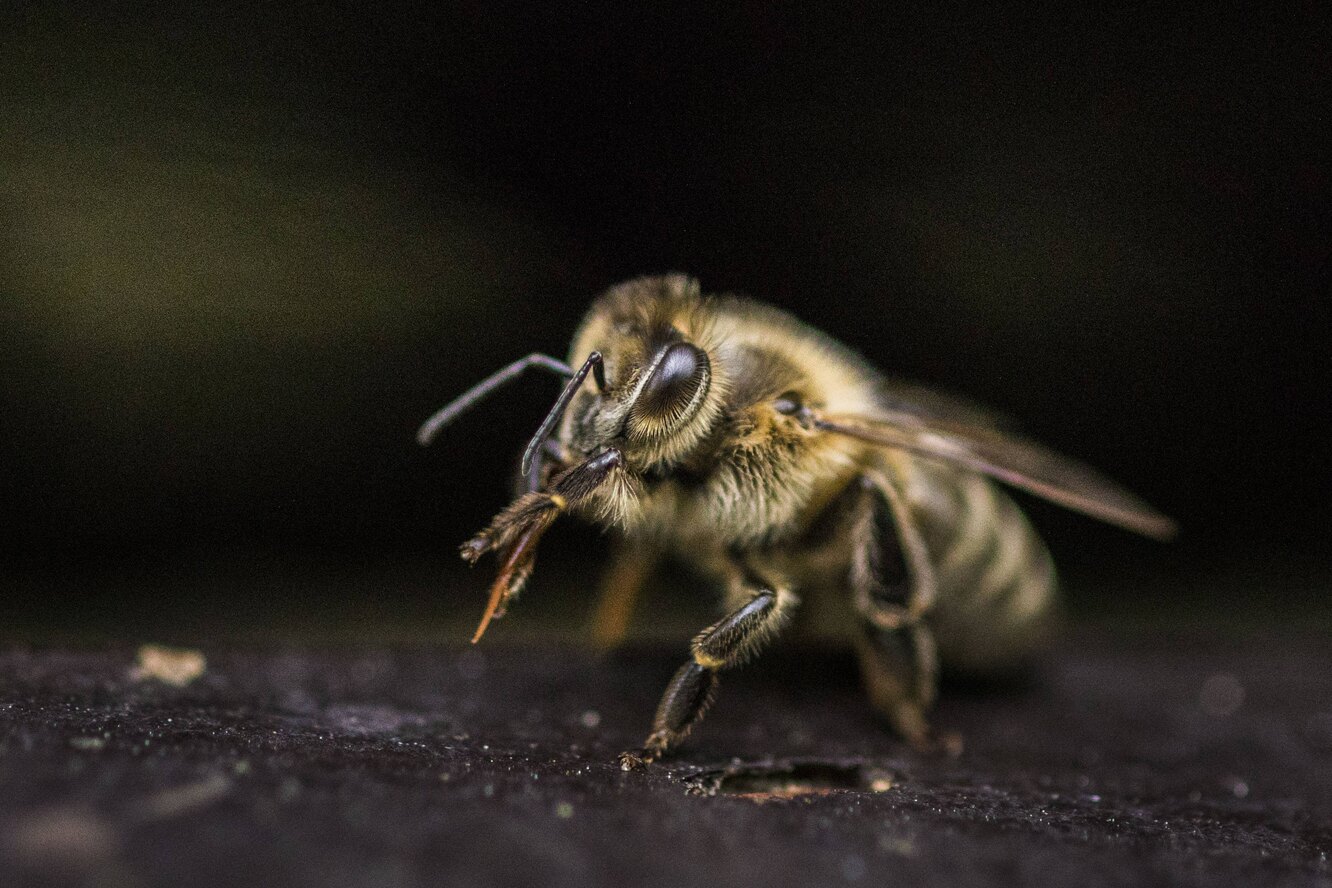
[813,409,1177,541]
[873,377,1016,430]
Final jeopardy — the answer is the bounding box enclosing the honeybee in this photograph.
[418,274,1174,769]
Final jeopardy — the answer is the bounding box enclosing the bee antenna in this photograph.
[417,353,576,446]
[519,351,605,477]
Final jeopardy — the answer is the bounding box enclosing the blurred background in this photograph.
[2,3,1328,640]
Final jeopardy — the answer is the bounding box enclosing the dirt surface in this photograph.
[2,630,1330,887]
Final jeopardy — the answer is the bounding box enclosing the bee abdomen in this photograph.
[907,463,1058,672]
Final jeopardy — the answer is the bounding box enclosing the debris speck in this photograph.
[579,710,601,729]
[555,801,574,819]
[131,645,206,687]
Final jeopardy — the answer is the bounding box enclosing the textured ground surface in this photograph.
[2,630,1330,888]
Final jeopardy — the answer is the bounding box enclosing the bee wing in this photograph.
[874,377,1017,430]
[814,410,1177,541]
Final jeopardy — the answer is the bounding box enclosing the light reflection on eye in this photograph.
[633,342,709,424]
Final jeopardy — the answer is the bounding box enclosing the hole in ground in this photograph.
[684,760,896,800]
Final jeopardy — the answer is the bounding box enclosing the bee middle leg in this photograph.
[587,541,660,649]
[618,574,794,770]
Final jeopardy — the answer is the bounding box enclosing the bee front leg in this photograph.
[462,448,625,642]
[619,573,795,770]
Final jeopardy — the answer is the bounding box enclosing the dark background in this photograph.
[2,4,1328,634]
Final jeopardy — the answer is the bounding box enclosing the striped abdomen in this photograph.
[897,456,1060,673]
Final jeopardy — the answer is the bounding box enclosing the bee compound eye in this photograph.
[635,342,710,422]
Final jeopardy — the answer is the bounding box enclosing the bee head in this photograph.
[562,275,727,468]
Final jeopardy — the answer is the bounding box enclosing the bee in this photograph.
[418,274,1175,769]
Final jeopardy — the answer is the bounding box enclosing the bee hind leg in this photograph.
[855,622,955,753]
[619,583,794,770]
[853,471,959,755]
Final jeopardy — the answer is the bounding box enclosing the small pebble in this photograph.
[131,645,206,687]
[868,774,894,793]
